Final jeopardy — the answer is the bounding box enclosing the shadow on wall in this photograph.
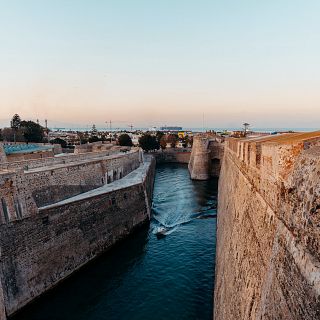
[11,224,150,320]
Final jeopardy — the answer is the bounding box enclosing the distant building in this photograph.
[160,126,182,132]
[178,131,186,139]
[48,131,80,146]
[130,133,141,146]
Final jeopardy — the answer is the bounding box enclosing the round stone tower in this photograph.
[188,135,211,180]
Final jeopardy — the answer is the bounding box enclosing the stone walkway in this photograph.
[39,158,152,211]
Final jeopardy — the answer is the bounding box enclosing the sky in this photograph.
[0,0,320,129]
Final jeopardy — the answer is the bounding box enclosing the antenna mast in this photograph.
[202,113,205,132]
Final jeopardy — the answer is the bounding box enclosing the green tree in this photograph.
[10,114,21,130]
[91,124,98,135]
[88,135,100,143]
[138,134,159,152]
[20,120,44,143]
[160,135,167,149]
[50,138,67,148]
[182,135,192,148]
[89,124,99,142]
[167,134,178,148]
[1,128,25,142]
[10,114,22,143]
[118,134,133,146]
[78,131,89,144]
[156,131,164,143]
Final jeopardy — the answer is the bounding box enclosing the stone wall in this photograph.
[208,140,224,177]
[25,150,140,207]
[74,142,114,154]
[0,170,38,223]
[0,148,123,171]
[0,150,140,220]
[0,144,7,163]
[214,132,320,320]
[188,134,224,180]
[0,155,155,318]
[6,150,54,162]
[0,143,63,163]
[154,148,191,164]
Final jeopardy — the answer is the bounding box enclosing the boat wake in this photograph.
[151,209,217,238]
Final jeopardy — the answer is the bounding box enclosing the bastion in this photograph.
[188,133,224,180]
[154,148,191,164]
[0,145,155,319]
[215,131,320,320]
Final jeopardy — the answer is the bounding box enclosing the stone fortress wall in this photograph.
[0,145,7,163]
[0,146,155,319]
[1,143,63,162]
[74,141,114,154]
[154,148,191,164]
[25,150,140,207]
[3,129,320,320]
[0,147,121,171]
[188,133,224,180]
[214,131,320,320]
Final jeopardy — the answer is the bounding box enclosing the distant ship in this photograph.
[160,126,183,131]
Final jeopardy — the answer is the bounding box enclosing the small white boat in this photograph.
[155,226,167,237]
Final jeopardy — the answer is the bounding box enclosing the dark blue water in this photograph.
[13,163,217,320]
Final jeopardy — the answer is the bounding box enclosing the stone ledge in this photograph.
[39,157,153,211]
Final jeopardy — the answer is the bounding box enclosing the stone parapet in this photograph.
[0,149,141,224]
[0,147,137,171]
[214,131,320,320]
[154,148,191,164]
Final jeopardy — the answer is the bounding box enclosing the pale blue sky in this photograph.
[0,0,320,128]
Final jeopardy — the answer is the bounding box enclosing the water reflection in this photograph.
[12,226,150,320]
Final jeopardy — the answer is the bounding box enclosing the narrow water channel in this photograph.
[13,163,217,320]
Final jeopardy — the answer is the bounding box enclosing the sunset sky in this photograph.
[0,0,320,129]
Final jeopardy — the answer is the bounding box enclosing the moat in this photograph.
[13,163,217,320]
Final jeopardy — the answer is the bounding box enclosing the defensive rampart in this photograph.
[74,141,114,154]
[188,134,224,180]
[154,148,191,164]
[0,145,7,163]
[0,148,121,171]
[25,150,140,207]
[0,149,140,218]
[0,149,154,319]
[214,132,320,320]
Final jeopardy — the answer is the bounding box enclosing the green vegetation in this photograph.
[166,134,178,148]
[89,124,99,142]
[160,135,167,149]
[138,133,159,152]
[118,134,133,146]
[10,114,21,130]
[50,138,67,148]
[20,120,44,143]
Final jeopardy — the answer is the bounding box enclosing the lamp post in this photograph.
[243,123,250,136]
